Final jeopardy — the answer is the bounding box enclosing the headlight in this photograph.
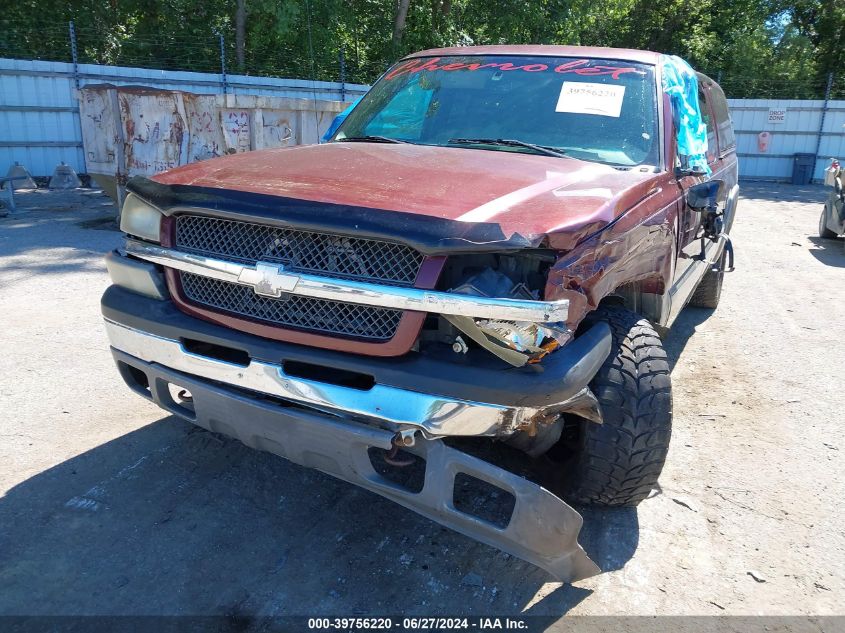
[119,193,163,242]
[475,319,571,361]
[447,267,572,367]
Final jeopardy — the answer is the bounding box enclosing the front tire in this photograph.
[819,205,837,239]
[564,307,672,506]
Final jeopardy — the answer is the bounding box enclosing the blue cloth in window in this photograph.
[662,55,710,175]
[321,97,362,143]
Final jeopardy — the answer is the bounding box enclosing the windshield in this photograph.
[333,55,659,167]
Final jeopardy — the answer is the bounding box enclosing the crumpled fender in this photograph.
[545,189,678,329]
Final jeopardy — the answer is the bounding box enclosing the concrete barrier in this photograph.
[48,162,82,189]
[4,162,37,189]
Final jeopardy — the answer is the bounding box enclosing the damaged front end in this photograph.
[422,252,607,454]
[125,239,608,451]
[107,333,602,581]
[107,181,619,582]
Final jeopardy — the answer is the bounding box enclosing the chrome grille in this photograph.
[181,272,404,340]
[173,215,425,340]
[175,215,424,286]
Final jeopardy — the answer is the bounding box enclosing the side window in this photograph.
[697,87,717,162]
[363,81,434,141]
[709,84,736,152]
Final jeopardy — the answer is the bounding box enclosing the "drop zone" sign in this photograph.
[767,108,786,124]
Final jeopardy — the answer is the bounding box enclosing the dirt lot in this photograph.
[0,184,843,619]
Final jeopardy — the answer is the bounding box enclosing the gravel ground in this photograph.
[0,184,842,619]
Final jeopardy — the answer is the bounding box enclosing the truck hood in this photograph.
[152,143,661,250]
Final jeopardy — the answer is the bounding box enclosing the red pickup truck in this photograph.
[102,45,738,582]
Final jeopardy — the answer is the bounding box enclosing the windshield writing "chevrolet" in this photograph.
[385,58,645,81]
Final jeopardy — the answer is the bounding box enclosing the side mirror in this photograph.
[686,179,724,211]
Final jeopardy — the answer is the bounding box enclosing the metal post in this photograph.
[108,88,127,211]
[339,46,347,102]
[219,33,228,96]
[813,73,834,181]
[717,70,722,85]
[68,21,80,90]
[68,20,88,176]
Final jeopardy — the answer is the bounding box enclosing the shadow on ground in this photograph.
[738,181,829,204]
[0,189,119,277]
[807,236,845,267]
[661,305,714,372]
[0,412,640,617]
[0,189,646,618]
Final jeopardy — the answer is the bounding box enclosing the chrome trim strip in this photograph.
[104,319,542,438]
[124,239,569,323]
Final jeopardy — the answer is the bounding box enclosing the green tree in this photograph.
[0,0,840,96]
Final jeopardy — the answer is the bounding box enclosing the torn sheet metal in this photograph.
[444,268,572,367]
[545,184,677,329]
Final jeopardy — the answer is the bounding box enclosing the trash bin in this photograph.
[792,153,815,185]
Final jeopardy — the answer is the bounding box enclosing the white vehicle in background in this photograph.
[820,159,845,243]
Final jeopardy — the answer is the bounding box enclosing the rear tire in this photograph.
[689,251,725,309]
[563,307,672,507]
[819,205,838,239]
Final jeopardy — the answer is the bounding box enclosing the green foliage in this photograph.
[0,0,841,97]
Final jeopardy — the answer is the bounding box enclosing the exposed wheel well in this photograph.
[596,281,666,327]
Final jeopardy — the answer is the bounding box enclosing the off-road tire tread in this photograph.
[569,307,672,506]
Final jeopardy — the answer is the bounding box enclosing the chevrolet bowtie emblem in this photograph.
[237,262,300,298]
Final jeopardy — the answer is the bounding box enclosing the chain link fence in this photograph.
[714,73,843,101]
[2,17,843,99]
[0,18,388,87]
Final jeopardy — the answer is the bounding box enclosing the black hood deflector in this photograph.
[128,177,538,255]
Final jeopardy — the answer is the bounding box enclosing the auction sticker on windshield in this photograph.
[555,81,626,117]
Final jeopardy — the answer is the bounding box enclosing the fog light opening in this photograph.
[166,382,195,416]
[118,361,151,398]
[452,473,515,529]
[368,447,426,493]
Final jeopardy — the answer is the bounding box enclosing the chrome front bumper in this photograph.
[105,320,586,439]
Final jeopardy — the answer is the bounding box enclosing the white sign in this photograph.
[555,82,626,118]
[767,108,786,124]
